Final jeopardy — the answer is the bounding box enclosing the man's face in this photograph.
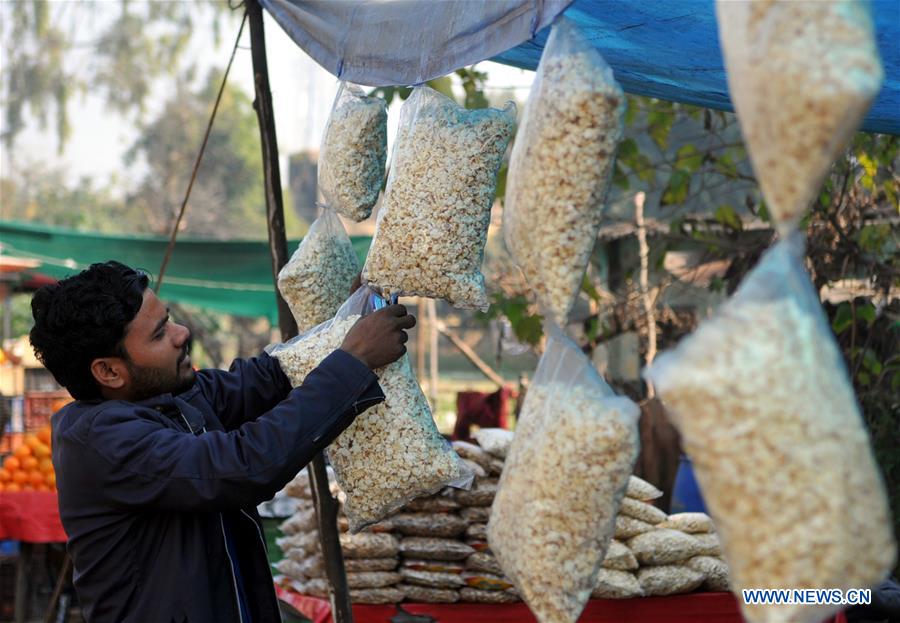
[121,289,196,401]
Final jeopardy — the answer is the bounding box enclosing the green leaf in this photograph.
[862,349,883,375]
[831,302,853,335]
[647,110,674,149]
[858,224,890,254]
[757,200,771,223]
[618,138,638,161]
[819,190,831,207]
[426,76,456,102]
[581,274,601,303]
[857,303,877,327]
[676,144,703,172]
[612,162,629,190]
[857,371,871,386]
[661,170,690,206]
[714,204,742,231]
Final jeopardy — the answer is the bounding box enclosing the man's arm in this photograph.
[65,351,383,512]
[192,302,416,430]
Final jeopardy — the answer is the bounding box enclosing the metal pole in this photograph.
[246,2,353,621]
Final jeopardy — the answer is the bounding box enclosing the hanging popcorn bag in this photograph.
[318,82,388,222]
[503,17,625,326]
[269,286,473,532]
[277,207,360,332]
[362,85,515,310]
[488,327,640,623]
[644,234,896,623]
[716,0,882,234]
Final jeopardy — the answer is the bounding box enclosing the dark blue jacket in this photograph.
[51,350,384,623]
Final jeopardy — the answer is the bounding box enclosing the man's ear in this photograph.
[90,357,128,391]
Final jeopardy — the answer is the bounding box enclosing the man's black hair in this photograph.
[30,261,150,400]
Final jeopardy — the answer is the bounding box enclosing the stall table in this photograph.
[276,584,849,623]
[0,491,68,623]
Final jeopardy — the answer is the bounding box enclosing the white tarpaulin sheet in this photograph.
[259,0,572,87]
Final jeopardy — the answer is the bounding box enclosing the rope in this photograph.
[155,10,248,292]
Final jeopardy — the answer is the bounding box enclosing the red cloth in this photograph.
[275,585,849,623]
[452,387,511,442]
[0,491,67,543]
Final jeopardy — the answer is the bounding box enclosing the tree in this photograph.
[123,68,271,238]
[0,0,232,154]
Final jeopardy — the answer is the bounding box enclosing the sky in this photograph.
[2,3,535,196]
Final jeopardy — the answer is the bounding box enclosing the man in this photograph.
[29,261,414,623]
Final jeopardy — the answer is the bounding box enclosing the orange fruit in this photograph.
[12,471,28,485]
[21,484,34,492]
[33,443,51,459]
[37,427,52,446]
[3,456,20,472]
[28,471,44,487]
[46,472,56,488]
[5,483,21,493]
[22,456,38,471]
[25,435,42,450]
[35,484,50,492]
[38,458,53,473]
[14,444,32,458]
[0,468,10,483]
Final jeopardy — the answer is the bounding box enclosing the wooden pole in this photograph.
[246,2,353,621]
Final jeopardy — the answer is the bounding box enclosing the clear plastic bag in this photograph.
[350,587,404,604]
[687,556,731,593]
[345,557,398,572]
[399,584,460,603]
[346,571,402,589]
[625,475,663,501]
[591,569,643,599]
[472,428,515,458]
[627,529,702,566]
[658,512,715,534]
[269,286,471,531]
[503,17,625,327]
[645,234,896,623]
[619,497,667,525]
[488,327,640,623]
[399,537,475,562]
[338,533,399,560]
[600,540,638,572]
[391,512,468,538]
[362,86,515,310]
[637,566,704,597]
[716,1,882,234]
[318,82,388,222]
[399,568,466,589]
[277,208,360,332]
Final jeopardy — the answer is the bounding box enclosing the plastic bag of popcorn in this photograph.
[362,85,515,310]
[277,208,360,331]
[488,327,640,623]
[318,82,387,222]
[269,286,472,532]
[645,234,896,623]
[503,17,625,327]
[716,0,882,234]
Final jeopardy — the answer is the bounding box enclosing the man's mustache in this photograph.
[178,333,194,364]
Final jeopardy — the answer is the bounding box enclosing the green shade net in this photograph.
[0,220,372,322]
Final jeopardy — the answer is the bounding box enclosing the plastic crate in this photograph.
[24,390,70,431]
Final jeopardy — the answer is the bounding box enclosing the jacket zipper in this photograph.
[241,509,284,623]
[178,411,244,623]
[219,513,246,623]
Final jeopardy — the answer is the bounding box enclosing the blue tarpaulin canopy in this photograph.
[263,0,900,135]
